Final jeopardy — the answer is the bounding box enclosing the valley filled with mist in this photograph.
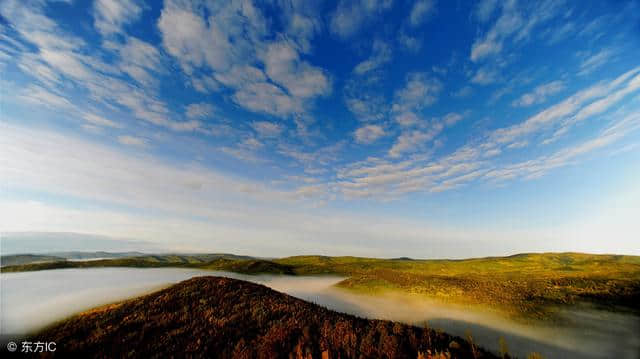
[2,251,639,358]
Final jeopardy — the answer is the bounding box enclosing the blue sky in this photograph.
[1,0,639,257]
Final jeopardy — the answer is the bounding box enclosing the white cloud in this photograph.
[513,0,562,42]
[98,83,200,131]
[329,0,393,38]
[409,0,435,27]
[1,0,203,134]
[354,40,392,75]
[221,147,265,163]
[443,112,464,126]
[234,82,303,117]
[219,136,267,164]
[387,73,444,150]
[241,137,263,149]
[351,105,637,195]
[392,72,442,113]
[470,66,499,85]
[578,48,614,76]
[262,40,331,99]
[574,75,640,124]
[185,103,215,119]
[487,112,640,181]
[470,30,507,62]
[470,0,564,62]
[158,1,329,119]
[475,0,498,23]
[344,76,388,122]
[214,65,265,89]
[83,112,122,128]
[512,80,564,107]
[452,86,473,98]
[397,32,422,52]
[578,15,609,38]
[278,142,345,170]
[354,124,386,144]
[332,67,640,201]
[507,141,528,149]
[278,1,322,53]
[93,0,142,36]
[543,72,640,144]
[1,0,638,258]
[394,112,420,127]
[492,66,640,145]
[545,21,575,45]
[388,130,436,157]
[2,125,409,256]
[1,123,296,218]
[252,121,284,138]
[0,1,105,90]
[388,112,464,157]
[117,135,147,147]
[110,36,163,87]
[158,0,263,74]
[18,85,74,110]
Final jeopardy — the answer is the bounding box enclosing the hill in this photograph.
[33,276,495,358]
[200,258,295,274]
[0,252,149,267]
[0,254,66,267]
[275,252,640,319]
[4,252,639,321]
[0,253,257,271]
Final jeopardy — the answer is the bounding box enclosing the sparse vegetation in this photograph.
[200,258,296,274]
[0,254,65,267]
[34,276,498,358]
[3,252,639,321]
[276,253,640,320]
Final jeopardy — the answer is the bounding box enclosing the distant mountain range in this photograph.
[0,232,163,255]
[0,252,254,267]
[0,252,142,267]
[31,276,494,358]
[0,231,258,267]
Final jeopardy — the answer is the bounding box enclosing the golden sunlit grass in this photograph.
[277,253,640,320]
[3,252,639,321]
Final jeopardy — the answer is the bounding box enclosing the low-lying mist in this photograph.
[1,268,638,358]
[310,288,640,359]
[0,268,344,336]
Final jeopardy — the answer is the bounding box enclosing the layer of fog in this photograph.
[0,268,343,336]
[1,268,638,358]
[310,289,640,359]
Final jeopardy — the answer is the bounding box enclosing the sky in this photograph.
[1,0,639,258]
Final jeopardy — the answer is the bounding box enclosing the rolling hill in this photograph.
[0,252,256,267]
[32,276,495,358]
[3,252,639,321]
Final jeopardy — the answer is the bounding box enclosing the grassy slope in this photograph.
[2,252,639,320]
[0,252,255,267]
[200,258,295,274]
[277,253,640,319]
[0,254,266,273]
[0,254,66,267]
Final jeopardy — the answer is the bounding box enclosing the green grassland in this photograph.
[2,252,639,321]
